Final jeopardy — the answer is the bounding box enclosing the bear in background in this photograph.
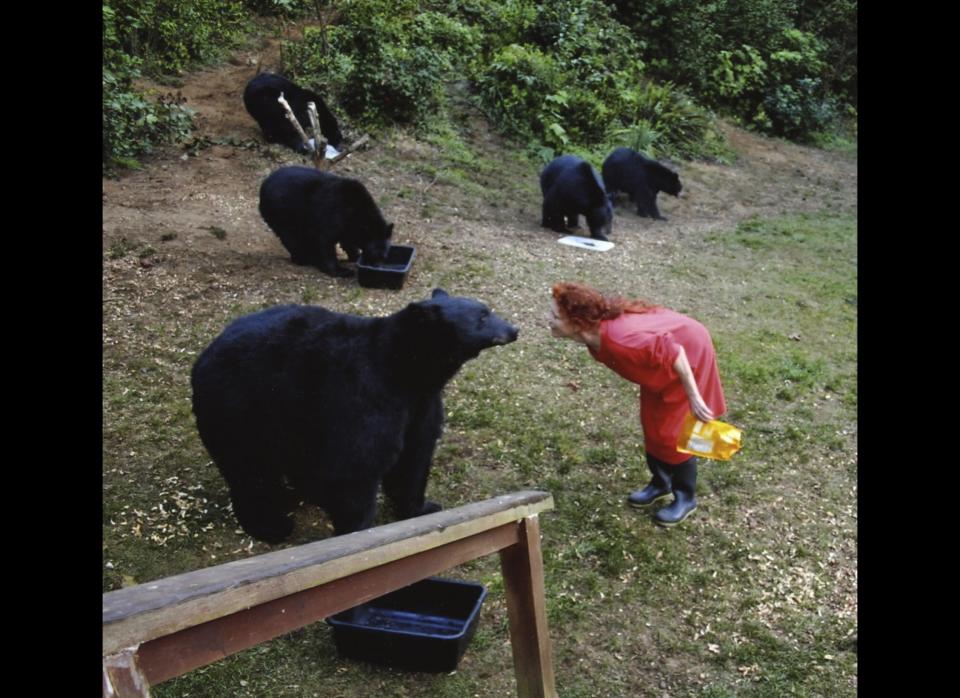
[243,72,344,155]
[602,147,682,221]
[190,289,519,543]
[540,155,614,241]
[259,166,392,277]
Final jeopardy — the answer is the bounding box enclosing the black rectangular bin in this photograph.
[357,244,416,290]
[327,576,487,673]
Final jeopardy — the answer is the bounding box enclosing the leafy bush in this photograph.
[609,0,856,141]
[281,0,730,159]
[103,4,194,171]
[473,43,566,149]
[102,69,194,171]
[706,27,836,139]
[440,0,537,59]
[243,0,316,17]
[763,78,839,140]
[105,0,250,75]
[282,0,479,126]
[616,81,724,160]
[795,0,858,108]
[471,0,728,160]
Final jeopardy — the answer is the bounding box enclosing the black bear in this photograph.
[601,147,682,221]
[243,72,344,155]
[539,155,613,241]
[191,289,519,543]
[259,166,392,277]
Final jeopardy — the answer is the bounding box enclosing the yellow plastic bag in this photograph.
[676,413,743,461]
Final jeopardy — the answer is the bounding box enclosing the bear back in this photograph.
[258,166,392,244]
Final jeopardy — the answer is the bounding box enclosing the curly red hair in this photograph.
[551,282,656,332]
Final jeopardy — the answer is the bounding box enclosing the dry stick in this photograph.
[276,92,311,151]
[328,134,370,165]
[306,102,327,168]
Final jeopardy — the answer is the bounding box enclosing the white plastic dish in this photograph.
[557,235,615,252]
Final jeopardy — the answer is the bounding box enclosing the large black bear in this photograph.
[259,166,392,277]
[191,289,519,543]
[601,147,682,221]
[243,72,344,154]
[539,155,613,241]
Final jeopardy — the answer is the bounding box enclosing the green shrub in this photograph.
[761,29,839,138]
[473,43,565,148]
[243,0,316,17]
[609,0,855,142]
[617,81,722,160]
[442,0,537,58]
[472,0,727,160]
[103,4,195,171]
[105,0,250,75]
[282,0,479,127]
[102,69,194,171]
[707,28,837,140]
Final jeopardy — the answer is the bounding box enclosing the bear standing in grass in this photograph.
[243,72,344,155]
[540,155,613,241]
[191,289,519,543]
[259,166,392,278]
[602,147,682,221]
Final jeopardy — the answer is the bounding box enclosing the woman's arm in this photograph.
[673,345,715,422]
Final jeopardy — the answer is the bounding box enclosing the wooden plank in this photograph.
[104,491,553,656]
[137,522,519,685]
[499,515,557,698]
[103,649,151,697]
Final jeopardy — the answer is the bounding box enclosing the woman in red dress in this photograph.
[548,281,727,526]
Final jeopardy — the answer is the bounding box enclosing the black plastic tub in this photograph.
[357,244,416,289]
[327,577,487,673]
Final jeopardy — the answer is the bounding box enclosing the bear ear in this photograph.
[431,288,449,299]
[404,300,444,326]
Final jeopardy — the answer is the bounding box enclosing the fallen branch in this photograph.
[277,92,311,151]
[306,101,327,167]
[328,134,370,164]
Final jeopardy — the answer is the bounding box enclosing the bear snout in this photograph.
[493,324,519,345]
[362,239,391,266]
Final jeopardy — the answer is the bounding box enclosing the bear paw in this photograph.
[241,515,294,544]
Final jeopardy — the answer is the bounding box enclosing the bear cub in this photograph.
[243,72,344,154]
[259,166,392,278]
[540,155,613,241]
[602,147,682,221]
[191,289,519,543]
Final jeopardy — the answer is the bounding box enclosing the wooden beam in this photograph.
[103,649,150,697]
[136,522,519,685]
[500,515,557,698]
[104,491,553,656]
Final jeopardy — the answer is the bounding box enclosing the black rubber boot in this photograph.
[627,455,673,508]
[654,457,698,526]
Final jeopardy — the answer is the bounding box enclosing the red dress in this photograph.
[587,308,726,464]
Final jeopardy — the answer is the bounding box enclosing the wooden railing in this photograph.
[103,490,556,697]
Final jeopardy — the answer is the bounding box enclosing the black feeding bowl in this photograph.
[357,244,416,290]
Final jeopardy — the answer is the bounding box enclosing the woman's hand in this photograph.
[673,345,716,422]
[687,392,716,423]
